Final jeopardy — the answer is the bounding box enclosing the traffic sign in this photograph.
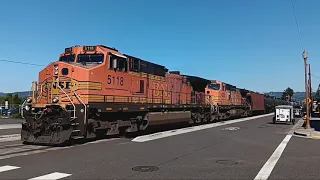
[304,98,312,104]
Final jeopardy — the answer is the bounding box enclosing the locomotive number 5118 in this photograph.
[107,75,124,86]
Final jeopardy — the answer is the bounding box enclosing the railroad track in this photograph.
[0,143,53,158]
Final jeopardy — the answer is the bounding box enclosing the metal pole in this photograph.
[309,64,312,96]
[303,50,311,129]
[309,64,312,115]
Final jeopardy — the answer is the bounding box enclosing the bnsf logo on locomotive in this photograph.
[52,81,73,89]
[152,82,170,97]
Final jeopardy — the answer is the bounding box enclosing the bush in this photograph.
[12,113,22,119]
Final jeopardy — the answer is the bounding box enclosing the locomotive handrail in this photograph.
[102,91,244,106]
[205,96,216,112]
[74,91,87,125]
[20,99,27,119]
[246,101,252,111]
[58,85,76,118]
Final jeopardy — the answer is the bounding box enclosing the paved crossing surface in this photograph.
[0,165,71,179]
[0,116,319,179]
[0,119,72,179]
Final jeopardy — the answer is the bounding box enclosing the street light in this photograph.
[303,50,311,129]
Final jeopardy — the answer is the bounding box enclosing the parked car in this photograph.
[293,105,303,117]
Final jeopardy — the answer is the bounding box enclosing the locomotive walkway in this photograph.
[0,115,319,179]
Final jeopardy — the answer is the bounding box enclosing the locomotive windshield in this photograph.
[59,55,75,62]
[77,54,104,64]
[208,83,220,90]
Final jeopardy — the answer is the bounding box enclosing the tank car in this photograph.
[21,45,268,146]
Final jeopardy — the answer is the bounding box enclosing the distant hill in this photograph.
[0,91,31,98]
[265,91,314,101]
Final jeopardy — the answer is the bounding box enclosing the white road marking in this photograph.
[254,118,303,180]
[0,134,21,142]
[86,138,121,144]
[132,113,273,142]
[117,141,134,145]
[28,172,72,180]
[0,165,21,173]
[222,127,240,131]
[0,124,21,130]
[254,134,292,180]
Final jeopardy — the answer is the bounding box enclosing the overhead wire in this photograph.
[289,0,318,93]
[311,74,320,79]
[290,0,304,51]
[0,59,46,67]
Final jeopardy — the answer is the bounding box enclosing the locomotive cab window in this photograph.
[78,54,104,64]
[59,55,75,62]
[129,58,139,72]
[207,84,220,91]
[109,53,128,72]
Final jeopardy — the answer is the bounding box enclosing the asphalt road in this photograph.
[0,114,318,180]
[0,118,23,125]
[0,118,22,137]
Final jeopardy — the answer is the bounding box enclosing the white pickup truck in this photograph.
[273,105,295,124]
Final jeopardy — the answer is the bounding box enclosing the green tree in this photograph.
[0,93,23,107]
[281,87,294,101]
[12,94,21,104]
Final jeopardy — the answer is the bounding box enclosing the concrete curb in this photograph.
[293,131,308,137]
[292,118,310,137]
[292,118,320,139]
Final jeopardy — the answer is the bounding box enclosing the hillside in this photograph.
[0,91,31,98]
[265,91,312,101]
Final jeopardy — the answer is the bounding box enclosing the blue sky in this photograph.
[0,0,319,93]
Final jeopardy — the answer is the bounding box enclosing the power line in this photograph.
[0,59,46,67]
[311,74,320,79]
[290,0,304,50]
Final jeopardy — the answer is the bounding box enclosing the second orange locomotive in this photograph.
[22,45,263,145]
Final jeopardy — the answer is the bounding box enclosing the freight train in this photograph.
[21,45,288,146]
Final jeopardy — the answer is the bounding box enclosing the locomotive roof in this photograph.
[183,75,211,84]
[123,53,166,69]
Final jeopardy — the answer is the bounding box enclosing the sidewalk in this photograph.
[293,117,320,139]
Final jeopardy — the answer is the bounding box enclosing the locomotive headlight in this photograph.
[25,105,30,111]
[26,97,32,103]
[54,65,59,75]
[54,65,59,70]
[53,96,59,103]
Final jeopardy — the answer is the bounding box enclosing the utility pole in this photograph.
[309,64,312,98]
[309,64,312,115]
[303,50,311,129]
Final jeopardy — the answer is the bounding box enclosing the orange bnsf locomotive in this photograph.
[21,45,268,145]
